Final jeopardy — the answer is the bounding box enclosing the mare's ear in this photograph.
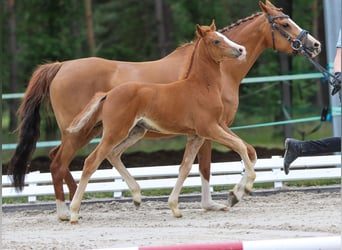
[265,0,276,8]
[196,24,205,38]
[210,19,216,31]
[259,1,268,13]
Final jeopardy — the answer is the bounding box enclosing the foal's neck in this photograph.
[188,39,222,88]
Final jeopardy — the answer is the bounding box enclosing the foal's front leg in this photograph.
[200,124,256,208]
[168,135,205,218]
[224,128,257,207]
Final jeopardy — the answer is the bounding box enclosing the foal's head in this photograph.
[196,20,246,63]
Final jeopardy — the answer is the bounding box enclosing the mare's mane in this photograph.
[218,12,263,33]
[177,12,264,51]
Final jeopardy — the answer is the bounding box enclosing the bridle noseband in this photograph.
[265,14,309,55]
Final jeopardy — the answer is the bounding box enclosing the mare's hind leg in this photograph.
[197,140,227,211]
[50,127,102,221]
[106,126,147,207]
[49,146,77,199]
[168,135,205,218]
[49,141,78,221]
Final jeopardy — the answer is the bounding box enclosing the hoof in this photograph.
[245,187,253,195]
[227,191,239,207]
[202,201,228,211]
[58,216,70,222]
[172,211,183,218]
[134,200,141,208]
[70,220,79,225]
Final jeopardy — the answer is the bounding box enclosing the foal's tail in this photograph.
[7,62,63,191]
[67,92,107,134]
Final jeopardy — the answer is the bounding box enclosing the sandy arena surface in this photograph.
[2,189,341,250]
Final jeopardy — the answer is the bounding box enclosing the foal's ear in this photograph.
[196,24,205,38]
[210,19,216,31]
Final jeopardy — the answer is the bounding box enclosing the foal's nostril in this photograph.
[314,42,321,48]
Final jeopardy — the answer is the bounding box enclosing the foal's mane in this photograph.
[178,37,201,80]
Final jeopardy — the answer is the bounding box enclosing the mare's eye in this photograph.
[213,40,221,45]
[282,23,290,28]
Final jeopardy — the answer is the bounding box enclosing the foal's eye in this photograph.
[282,23,290,28]
[213,40,221,45]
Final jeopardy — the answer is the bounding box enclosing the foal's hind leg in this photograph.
[197,140,227,211]
[70,131,128,224]
[168,135,205,218]
[106,126,147,207]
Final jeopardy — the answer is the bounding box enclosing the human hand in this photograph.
[331,72,341,96]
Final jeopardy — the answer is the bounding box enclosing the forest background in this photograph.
[1,0,334,161]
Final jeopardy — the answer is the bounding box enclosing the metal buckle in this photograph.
[291,39,302,51]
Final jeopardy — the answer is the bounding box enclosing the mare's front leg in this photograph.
[168,135,205,218]
[197,140,228,211]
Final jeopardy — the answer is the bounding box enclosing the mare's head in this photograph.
[259,0,321,57]
[196,20,247,63]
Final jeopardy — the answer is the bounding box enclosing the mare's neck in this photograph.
[220,13,269,84]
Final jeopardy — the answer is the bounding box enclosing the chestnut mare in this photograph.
[67,21,247,223]
[8,1,321,221]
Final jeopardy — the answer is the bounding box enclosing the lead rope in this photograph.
[302,50,341,96]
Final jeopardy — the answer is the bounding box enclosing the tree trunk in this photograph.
[155,0,167,57]
[84,0,96,56]
[312,0,329,107]
[277,0,293,139]
[7,0,19,131]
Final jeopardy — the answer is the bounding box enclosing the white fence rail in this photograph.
[2,155,341,202]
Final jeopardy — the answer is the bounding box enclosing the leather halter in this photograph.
[265,14,308,55]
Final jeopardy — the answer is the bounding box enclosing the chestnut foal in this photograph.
[67,21,249,223]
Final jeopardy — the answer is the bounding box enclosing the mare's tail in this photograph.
[67,92,107,134]
[7,62,63,191]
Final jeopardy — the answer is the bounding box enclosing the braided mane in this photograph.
[178,13,264,49]
[218,12,263,33]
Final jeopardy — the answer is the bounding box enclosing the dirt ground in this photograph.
[2,189,341,250]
